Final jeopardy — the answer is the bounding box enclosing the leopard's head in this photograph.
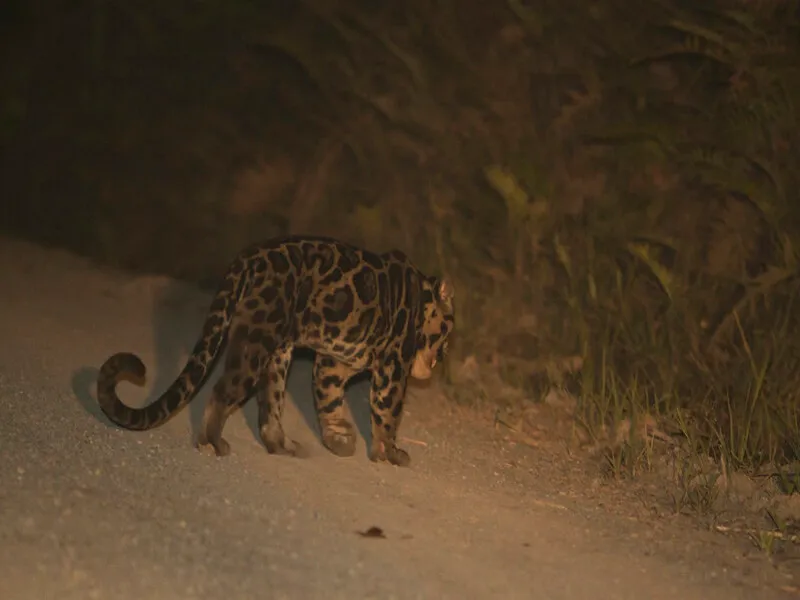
[411,277,455,380]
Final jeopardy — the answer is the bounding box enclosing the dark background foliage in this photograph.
[3,0,800,469]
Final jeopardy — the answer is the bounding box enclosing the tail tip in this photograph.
[100,352,147,386]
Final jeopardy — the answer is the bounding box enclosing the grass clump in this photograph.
[2,0,800,475]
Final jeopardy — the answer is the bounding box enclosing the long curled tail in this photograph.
[96,264,249,431]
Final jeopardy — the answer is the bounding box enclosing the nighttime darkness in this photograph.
[2,0,800,597]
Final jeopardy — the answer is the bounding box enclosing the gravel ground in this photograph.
[0,236,794,600]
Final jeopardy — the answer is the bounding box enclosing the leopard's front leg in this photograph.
[368,357,410,467]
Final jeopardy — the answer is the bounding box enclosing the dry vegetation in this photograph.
[3,0,800,525]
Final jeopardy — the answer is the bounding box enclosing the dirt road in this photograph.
[0,236,793,599]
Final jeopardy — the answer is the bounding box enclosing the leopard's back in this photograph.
[238,236,428,371]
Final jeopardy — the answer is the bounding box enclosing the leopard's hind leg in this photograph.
[196,340,260,457]
[257,342,306,458]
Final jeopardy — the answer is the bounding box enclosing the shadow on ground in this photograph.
[70,277,375,455]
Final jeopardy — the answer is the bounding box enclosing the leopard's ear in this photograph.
[436,278,454,303]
